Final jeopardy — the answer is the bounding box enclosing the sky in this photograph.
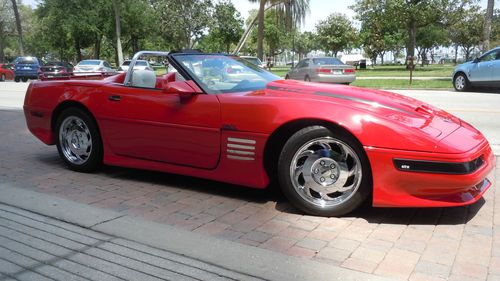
[24,0,494,32]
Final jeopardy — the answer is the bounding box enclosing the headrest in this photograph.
[131,70,156,88]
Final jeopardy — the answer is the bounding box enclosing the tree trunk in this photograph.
[112,0,123,66]
[482,0,494,52]
[74,39,82,62]
[454,44,458,65]
[131,36,140,54]
[0,35,5,63]
[406,20,417,70]
[10,0,24,55]
[257,0,266,61]
[94,35,102,59]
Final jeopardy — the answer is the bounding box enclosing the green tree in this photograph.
[153,0,213,49]
[416,23,448,65]
[199,1,243,53]
[294,31,316,59]
[315,13,357,57]
[247,0,309,60]
[449,6,484,60]
[352,0,405,65]
[0,0,15,62]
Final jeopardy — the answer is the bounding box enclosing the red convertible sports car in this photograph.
[24,50,495,216]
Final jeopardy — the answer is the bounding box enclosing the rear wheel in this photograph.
[278,126,371,216]
[14,76,20,82]
[55,108,103,172]
[22,77,28,82]
[304,76,310,82]
[453,73,470,92]
[285,74,290,80]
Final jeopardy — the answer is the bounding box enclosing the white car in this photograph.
[74,60,115,75]
[118,60,153,72]
[240,56,266,68]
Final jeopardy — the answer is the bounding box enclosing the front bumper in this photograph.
[367,141,495,207]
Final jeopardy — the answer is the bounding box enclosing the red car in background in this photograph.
[0,63,15,81]
[23,51,495,216]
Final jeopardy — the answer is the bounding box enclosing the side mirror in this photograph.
[162,80,197,99]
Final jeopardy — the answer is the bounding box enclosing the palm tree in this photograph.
[10,0,23,55]
[482,0,494,52]
[242,0,309,60]
[112,0,123,66]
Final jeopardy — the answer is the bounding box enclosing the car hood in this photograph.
[263,80,461,139]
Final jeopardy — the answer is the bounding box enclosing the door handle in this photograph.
[108,95,121,101]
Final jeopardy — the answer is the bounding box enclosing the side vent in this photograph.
[227,137,255,161]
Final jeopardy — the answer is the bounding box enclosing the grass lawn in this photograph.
[270,64,456,78]
[269,64,454,89]
[351,78,452,89]
[355,64,455,77]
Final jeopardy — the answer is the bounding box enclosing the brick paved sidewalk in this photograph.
[0,203,261,281]
[1,109,498,281]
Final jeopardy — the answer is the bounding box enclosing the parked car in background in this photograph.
[118,59,153,72]
[453,47,500,91]
[240,56,265,68]
[0,63,15,81]
[285,57,356,84]
[14,56,41,82]
[40,62,73,78]
[74,60,114,75]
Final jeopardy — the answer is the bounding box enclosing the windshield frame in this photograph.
[168,53,280,94]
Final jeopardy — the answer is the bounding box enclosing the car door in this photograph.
[95,73,221,169]
[469,50,498,82]
[289,60,306,80]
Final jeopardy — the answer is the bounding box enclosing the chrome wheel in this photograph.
[289,137,362,208]
[455,75,466,90]
[59,116,92,165]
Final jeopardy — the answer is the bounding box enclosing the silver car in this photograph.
[285,57,356,84]
[118,60,153,72]
[74,60,115,75]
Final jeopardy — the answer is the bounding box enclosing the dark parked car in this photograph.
[14,56,41,82]
[40,62,74,78]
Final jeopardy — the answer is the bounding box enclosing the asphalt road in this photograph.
[1,81,499,154]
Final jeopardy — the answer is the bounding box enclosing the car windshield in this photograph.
[170,54,280,94]
[16,57,38,65]
[312,58,343,65]
[78,60,101,66]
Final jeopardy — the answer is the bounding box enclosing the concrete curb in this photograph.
[0,183,395,281]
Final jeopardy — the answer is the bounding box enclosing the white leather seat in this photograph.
[131,69,156,88]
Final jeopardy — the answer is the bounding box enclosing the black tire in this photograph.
[14,76,20,82]
[55,107,103,172]
[285,74,289,80]
[304,76,310,82]
[0,74,5,82]
[22,77,28,82]
[277,126,371,216]
[453,72,470,92]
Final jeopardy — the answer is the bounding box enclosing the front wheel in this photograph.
[22,77,28,82]
[56,108,103,172]
[453,73,470,92]
[278,126,371,216]
[14,76,20,82]
[0,74,5,81]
